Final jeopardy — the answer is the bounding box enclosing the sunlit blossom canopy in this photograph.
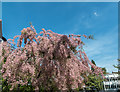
[1,25,104,91]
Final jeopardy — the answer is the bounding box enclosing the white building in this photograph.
[103,73,120,90]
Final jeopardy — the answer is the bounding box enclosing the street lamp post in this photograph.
[0,19,7,42]
[0,19,2,92]
[0,19,2,38]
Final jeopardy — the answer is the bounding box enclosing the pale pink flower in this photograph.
[1,25,104,91]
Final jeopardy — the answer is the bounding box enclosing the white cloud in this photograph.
[94,12,98,16]
[84,26,118,73]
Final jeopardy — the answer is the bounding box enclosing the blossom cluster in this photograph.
[0,25,104,91]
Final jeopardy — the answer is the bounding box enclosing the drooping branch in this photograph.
[1,25,104,91]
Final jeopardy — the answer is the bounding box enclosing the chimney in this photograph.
[0,19,2,38]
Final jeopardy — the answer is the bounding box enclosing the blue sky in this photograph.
[1,0,120,2]
[0,2,1,19]
[2,2,118,73]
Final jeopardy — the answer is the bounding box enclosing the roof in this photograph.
[105,74,118,78]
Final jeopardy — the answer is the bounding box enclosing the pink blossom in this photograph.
[1,25,104,91]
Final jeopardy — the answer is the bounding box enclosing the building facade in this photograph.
[103,73,120,91]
